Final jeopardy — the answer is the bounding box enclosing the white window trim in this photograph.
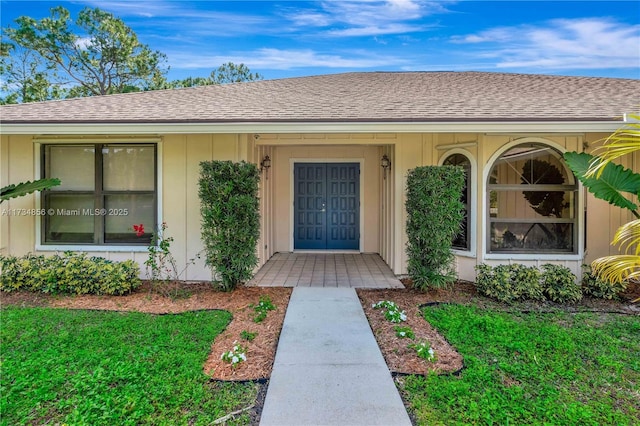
[288,158,365,252]
[34,139,163,252]
[438,148,477,258]
[481,137,585,262]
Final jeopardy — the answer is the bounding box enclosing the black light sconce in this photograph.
[381,154,391,179]
[260,155,271,179]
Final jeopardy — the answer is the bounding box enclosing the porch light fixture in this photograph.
[260,155,271,179]
[381,154,391,179]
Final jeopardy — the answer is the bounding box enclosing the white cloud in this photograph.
[74,37,94,50]
[451,18,640,70]
[284,0,453,37]
[168,48,407,71]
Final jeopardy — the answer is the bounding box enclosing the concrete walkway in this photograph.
[260,287,412,426]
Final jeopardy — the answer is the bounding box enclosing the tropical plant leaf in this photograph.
[592,255,640,283]
[612,219,640,256]
[0,178,61,203]
[563,151,640,213]
[588,114,640,177]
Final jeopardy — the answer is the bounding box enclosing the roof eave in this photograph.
[0,120,627,135]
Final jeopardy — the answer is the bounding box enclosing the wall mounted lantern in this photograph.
[381,154,391,179]
[260,155,271,179]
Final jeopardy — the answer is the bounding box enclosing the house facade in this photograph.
[1,72,638,282]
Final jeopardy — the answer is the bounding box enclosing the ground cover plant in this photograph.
[402,304,640,425]
[1,307,258,425]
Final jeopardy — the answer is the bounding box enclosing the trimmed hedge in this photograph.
[406,165,465,289]
[475,263,583,304]
[199,160,260,291]
[0,252,141,295]
[475,264,544,303]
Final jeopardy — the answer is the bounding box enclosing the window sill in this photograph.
[484,253,584,261]
[36,244,149,253]
[452,249,476,258]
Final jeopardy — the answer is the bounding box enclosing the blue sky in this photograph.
[2,0,639,81]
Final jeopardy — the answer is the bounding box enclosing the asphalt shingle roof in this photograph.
[1,72,638,124]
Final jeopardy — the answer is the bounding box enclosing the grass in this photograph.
[1,307,257,425]
[402,304,640,425]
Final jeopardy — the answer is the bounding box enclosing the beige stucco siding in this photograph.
[161,134,256,280]
[1,130,636,284]
[0,133,255,281]
[584,133,639,263]
[1,134,37,256]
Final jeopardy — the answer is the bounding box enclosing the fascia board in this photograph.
[0,121,626,135]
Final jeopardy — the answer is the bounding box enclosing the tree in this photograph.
[0,41,64,104]
[2,6,168,100]
[168,62,263,88]
[564,114,640,292]
[211,62,262,84]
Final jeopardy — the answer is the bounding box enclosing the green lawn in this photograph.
[1,307,257,425]
[402,305,640,425]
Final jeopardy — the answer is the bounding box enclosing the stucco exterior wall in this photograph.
[1,130,636,284]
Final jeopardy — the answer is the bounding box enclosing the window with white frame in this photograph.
[487,143,577,253]
[42,144,156,245]
[442,153,471,251]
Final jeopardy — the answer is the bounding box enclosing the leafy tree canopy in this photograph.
[167,62,263,89]
[1,6,262,103]
[2,6,168,102]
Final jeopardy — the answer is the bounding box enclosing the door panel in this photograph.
[294,163,359,250]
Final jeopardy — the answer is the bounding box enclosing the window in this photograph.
[442,153,471,251]
[42,144,156,245]
[487,143,577,254]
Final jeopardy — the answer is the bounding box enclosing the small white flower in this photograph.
[232,355,239,364]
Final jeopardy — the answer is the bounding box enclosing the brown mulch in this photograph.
[358,288,465,375]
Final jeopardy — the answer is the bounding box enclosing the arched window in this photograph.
[487,143,577,253]
[443,153,471,251]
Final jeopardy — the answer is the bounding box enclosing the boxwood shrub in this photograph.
[0,252,141,295]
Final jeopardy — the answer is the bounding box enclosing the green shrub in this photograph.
[199,160,260,291]
[475,263,543,303]
[541,264,582,303]
[0,252,141,295]
[406,166,465,289]
[581,265,626,300]
[510,264,545,301]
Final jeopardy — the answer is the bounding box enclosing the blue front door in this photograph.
[294,163,360,250]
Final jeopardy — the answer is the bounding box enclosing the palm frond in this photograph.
[587,114,640,178]
[591,255,640,283]
[612,219,640,256]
